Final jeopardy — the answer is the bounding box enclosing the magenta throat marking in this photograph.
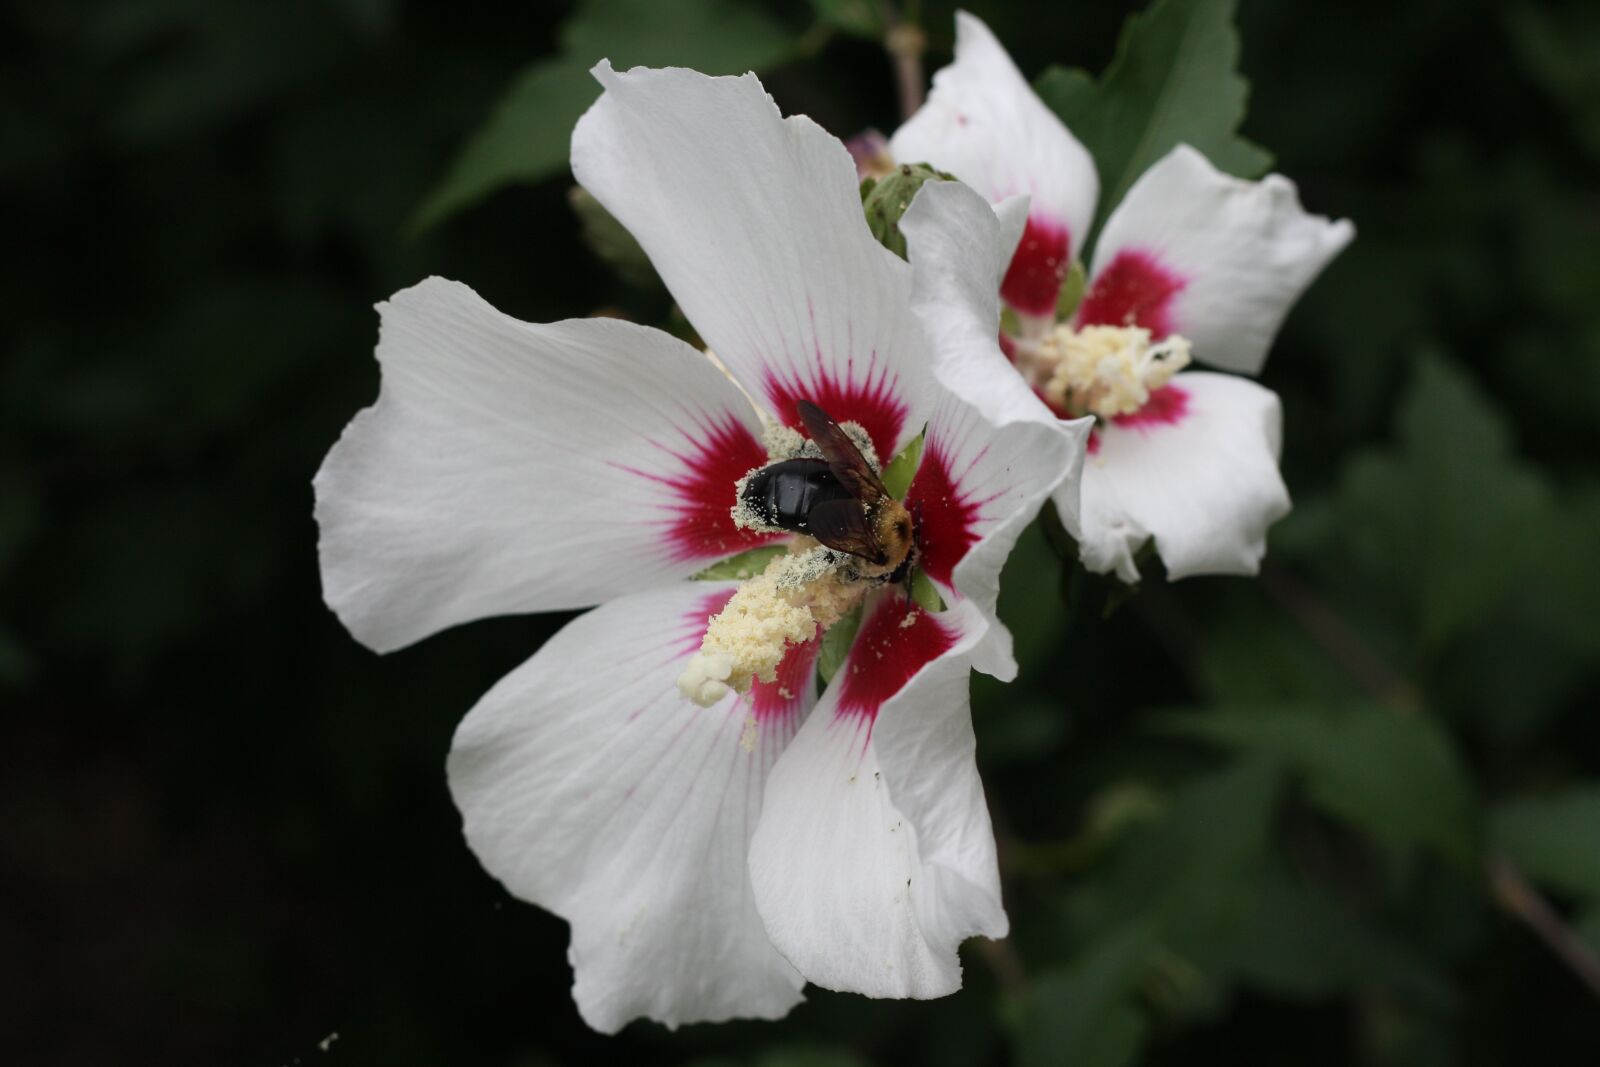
[1075,249,1187,337]
[1002,215,1072,318]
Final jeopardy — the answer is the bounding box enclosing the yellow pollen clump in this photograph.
[677,546,865,708]
[1034,324,1192,419]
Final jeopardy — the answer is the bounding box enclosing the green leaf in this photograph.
[808,0,884,40]
[568,186,658,290]
[1014,925,1158,1067]
[1069,757,1282,956]
[1490,786,1600,899]
[1034,0,1273,233]
[414,0,794,230]
[686,1048,871,1067]
[756,1048,872,1067]
[881,430,924,500]
[1218,864,1452,1004]
[1197,590,1364,706]
[818,601,864,685]
[693,545,786,581]
[1507,4,1600,164]
[1158,704,1480,863]
[1327,354,1556,652]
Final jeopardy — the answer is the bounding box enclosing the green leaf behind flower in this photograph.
[413,0,794,230]
[1157,703,1480,863]
[1034,0,1273,236]
[694,545,787,581]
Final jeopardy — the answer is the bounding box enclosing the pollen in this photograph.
[677,544,866,707]
[1031,324,1192,420]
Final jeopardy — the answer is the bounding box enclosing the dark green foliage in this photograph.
[413,0,796,230]
[1034,0,1273,234]
[6,0,1600,1064]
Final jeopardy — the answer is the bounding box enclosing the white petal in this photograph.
[890,11,1099,317]
[909,387,1086,680]
[748,596,1003,998]
[573,63,927,462]
[313,277,778,652]
[900,180,1056,428]
[448,582,815,1032]
[1076,371,1291,581]
[1082,144,1354,376]
[898,179,1089,673]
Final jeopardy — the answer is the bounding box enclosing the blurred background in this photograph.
[4,0,1599,1063]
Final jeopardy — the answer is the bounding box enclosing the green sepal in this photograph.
[692,544,785,581]
[881,430,924,500]
[818,601,865,684]
[1056,260,1088,321]
[862,162,956,260]
[999,305,1022,338]
[910,568,945,613]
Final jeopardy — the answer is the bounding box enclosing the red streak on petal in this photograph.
[1001,216,1072,317]
[836,595,957,723]
[1086,427,1102,455]
[764,360,908,464]
[1111,383,1190,432]
[633,414,782,564]
[752,638,819,724]
[1076,249,1187,337]
[905,441,982,588]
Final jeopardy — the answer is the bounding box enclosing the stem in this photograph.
[983,793,1031,994]
[1263,560,1600,1004]
[1259,561,1419,712]
[1487,853,1600,1001]
[880,2,926,121]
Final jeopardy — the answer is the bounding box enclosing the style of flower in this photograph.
[313,63,1080,1031]
[890,12,1355,582]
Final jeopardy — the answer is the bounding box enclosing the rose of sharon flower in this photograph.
[891,12,1355,582]
[313,63,1082,1032]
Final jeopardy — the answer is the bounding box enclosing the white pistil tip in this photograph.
[678,650,734,707]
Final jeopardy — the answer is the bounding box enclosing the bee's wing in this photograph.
[797,400,889,504]
[806,500,886,565]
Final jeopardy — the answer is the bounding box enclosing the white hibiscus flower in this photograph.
[891,11,1355,582]
[313,63,1084,1032]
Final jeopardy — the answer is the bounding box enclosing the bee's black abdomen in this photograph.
[741,457,854,534]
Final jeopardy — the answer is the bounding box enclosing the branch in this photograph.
[880,3,926,121]
[1263,561,1600,1005]
[1487,853,1600,1002]
[1258,561,1419,712]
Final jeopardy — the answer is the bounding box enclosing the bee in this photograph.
[739,400,916,573]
